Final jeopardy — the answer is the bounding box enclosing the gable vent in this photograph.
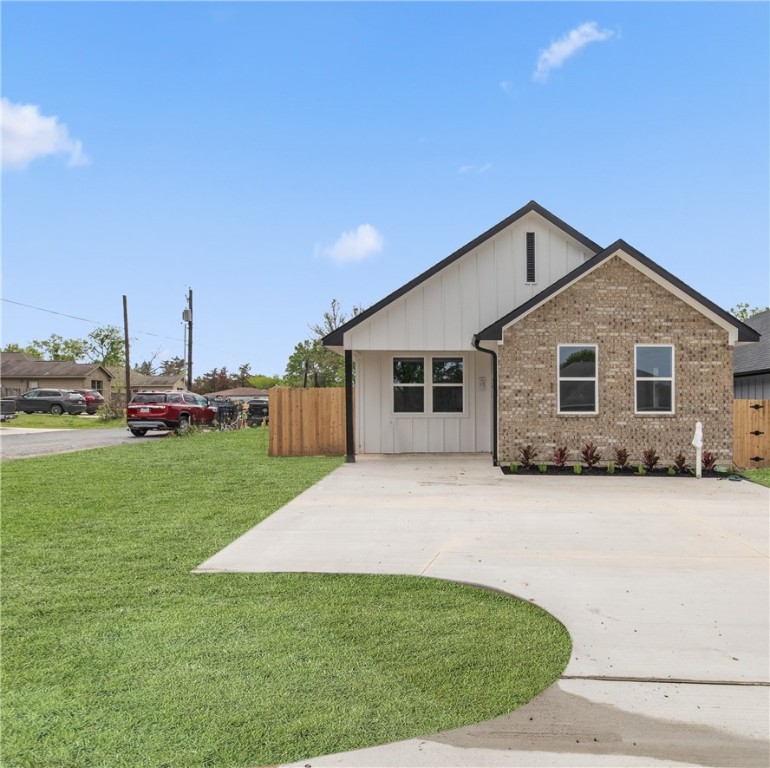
[526,232,536,283]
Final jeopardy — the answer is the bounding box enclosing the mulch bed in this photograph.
[500,465,733,479]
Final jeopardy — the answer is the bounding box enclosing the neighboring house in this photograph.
[324,201,759,465]
[107,368,186,395]
[204,387,269,403]
[734,310,769,399]
[0,352,113,399]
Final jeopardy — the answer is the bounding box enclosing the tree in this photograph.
[1,343,41,357]
[30,333,88,361]
[84,325,125,366]
[5,325,127,365]
[158,357,185,376]
[249,373,283,389]
[284,299,365,387]
[133,360,157,376]
[730,303,769,322]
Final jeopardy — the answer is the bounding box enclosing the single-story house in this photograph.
[734,310,769,399]
[107,368,186,395]
[0,352,113,399]
[204,387,269,403]
[323,201,759,465]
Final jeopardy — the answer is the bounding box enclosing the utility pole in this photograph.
[122,295,131,403]
[185,289,193,390]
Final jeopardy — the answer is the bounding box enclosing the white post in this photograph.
[692,421,703,479]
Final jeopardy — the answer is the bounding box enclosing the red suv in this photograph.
[72,389,105,415]
[126,391,216,436]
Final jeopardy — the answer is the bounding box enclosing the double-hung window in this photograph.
[393,358,425,413]
[635,345,674,413]
[393,356,464,414]
[558,345,598,414]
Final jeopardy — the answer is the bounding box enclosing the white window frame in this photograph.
[392,355,466,416]
[557,344,598,415]
[634,344,675,415]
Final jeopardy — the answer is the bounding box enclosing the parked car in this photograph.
[126,391,216,436]
[1,398,18,422]
[246,397,269,426]
[71,388,105,415]
[15,388,88,415]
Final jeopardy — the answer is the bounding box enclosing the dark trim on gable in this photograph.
[475,239,761,343]
[323,200,602,347]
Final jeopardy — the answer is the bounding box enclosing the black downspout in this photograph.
[473,335,498,466]
[344,349,355,463]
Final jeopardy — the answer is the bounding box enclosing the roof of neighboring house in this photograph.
[0,352,114,379]
[733,310,769,376]
[473,239,760,344]
[205,387,269,398]
[324,200,603,347]
[107,368,185,389]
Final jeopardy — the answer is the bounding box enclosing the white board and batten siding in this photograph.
[345,212,594,453]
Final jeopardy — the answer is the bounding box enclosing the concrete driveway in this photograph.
[197,455,770,767]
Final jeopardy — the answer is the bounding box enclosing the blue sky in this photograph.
[2,1,768,378]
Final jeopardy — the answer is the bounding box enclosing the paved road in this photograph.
[0,426,163,460]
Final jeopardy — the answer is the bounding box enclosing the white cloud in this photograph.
[459,163,492,175]
[319,224,384,264]
[533,22,615,83]
[1,98,89,170]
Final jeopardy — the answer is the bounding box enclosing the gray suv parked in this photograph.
[15,388,88,415]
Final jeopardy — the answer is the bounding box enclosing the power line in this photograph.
[1,297,183,343]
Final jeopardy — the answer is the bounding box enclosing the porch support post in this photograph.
[345,349,355,463]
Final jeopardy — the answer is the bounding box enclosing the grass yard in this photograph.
[0,412,124,429]
[1,430,571,768]
[740,467,770,487]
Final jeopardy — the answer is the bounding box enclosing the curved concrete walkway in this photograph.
[196,455,770,767]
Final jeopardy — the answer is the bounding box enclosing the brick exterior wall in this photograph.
[497,256,734,467]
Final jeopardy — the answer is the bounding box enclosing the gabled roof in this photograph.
[474,239,760,345]
[0,353,113,379]
[324,200,602,347]
[734,310,769,376]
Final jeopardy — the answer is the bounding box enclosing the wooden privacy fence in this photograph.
[733,400,769,468]
[269,387,347,457]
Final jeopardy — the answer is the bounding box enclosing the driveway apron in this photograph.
[197,455,770,768]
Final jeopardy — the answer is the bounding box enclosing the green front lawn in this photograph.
[1,430,571,768]
[0,412,124,429]
[740,467,770,487]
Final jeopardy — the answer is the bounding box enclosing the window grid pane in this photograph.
[558,345,597,414]
[635,346,673,413]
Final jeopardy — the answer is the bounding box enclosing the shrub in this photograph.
[553,446,569,468]
[614,447,630,469]
[537,462,548,474]
[518,444,538,469]
[508,462,520,474]
[97,402,123,422]
[673,451,690,474]
[702,452,718,472]
[606,461,616,475]
[581,442,602,468]
[667,466,676,476]
[636,464,647,476]
[573,464,583,475]
[641,448,660,472]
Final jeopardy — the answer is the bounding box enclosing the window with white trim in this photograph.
[393,358,425,413]
[558,345,598,414]
[635,345,674,413]
[393,356,464,414]
[432,357,463,413]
